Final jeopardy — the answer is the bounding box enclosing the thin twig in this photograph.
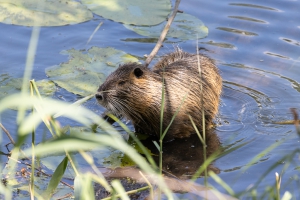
[291,108,300,137]
[274,120,300,125]
[144,0,181,67]
[101,186,150,200]
[139,171,154,200]
[0,123,32,160]
[86,22,103,46]
[0,123,15,145]
[56,192,73,200]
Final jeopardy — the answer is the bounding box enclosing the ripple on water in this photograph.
[217,79,278,141]
[264,51,291,60]
[216,58,299,172]
[218,86,256,133]
[228,16,267,24]
[280,37,300,47]
[220,62,299,122]
[201,40,237,50]
[229,3,281,12]
[217,27,258,36]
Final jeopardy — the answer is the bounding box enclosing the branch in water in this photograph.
[0,123,15,145]
[144,0,181,67]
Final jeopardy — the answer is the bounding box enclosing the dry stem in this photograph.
[144,0,181,67]
[0,123,15,145]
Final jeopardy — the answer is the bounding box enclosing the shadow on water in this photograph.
[93,130,222,199]
[140,130,221,179]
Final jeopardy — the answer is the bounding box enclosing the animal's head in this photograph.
[95,63,157,119]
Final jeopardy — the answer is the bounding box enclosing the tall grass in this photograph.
[0,24,178,198]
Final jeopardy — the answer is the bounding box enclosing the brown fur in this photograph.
[96,49,222,140]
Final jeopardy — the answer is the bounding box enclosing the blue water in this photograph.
[0,0,300,199]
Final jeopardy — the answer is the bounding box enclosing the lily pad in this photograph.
[45,47,139,96]
[0,0,93,26]
[81,0,171,25]
[0,77,56,101]
[103,150,136,167]
[66,126,152,168]
[124,13,209,41]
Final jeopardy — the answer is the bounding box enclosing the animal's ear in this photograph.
[133,67,143,78]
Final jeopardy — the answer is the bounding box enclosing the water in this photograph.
[0,0,300,199]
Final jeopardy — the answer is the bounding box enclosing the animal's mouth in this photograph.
[95,90,128,120]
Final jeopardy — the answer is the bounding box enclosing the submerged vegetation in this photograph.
[0,0,299,199]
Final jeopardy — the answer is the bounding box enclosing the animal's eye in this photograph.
[118,80,126,86]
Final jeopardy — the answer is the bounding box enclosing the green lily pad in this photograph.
[124,13,209,41]
[81,0,171,25]
[0,0,93,26]
[35,79,57,96]
[0,77,56,101]
[102,132,153,167]
[45,47,139,96]
[67,126,152,168]
[67,126,135,167]
[103,150,136,167]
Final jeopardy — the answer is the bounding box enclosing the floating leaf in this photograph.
[124,13,209,41]
[0,0,93,26]
[35,79,57,96]
[103,150,135,167]
[70,126,140,167]
[0,77,55,101]
[45,47,139,96]
[67,126,151,167]
[81,0,171,25]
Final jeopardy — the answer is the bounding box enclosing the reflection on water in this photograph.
[265,51,290,60]
[121,38,163,43]
[229,3,280,11]
[280,37,300,47]
[201,40,237,49]
[140,130,221,179]
[93,131,223,199]
[217,27,258,36]
[228,16,267,24]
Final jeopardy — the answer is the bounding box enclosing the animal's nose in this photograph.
[95,93,103,101]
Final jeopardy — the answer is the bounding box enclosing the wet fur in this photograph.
[96,49,222,140]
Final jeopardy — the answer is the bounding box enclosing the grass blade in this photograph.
[74,174,95,200]
[111,180,130,200]
[209,171,235,196]
[42,156,69,198]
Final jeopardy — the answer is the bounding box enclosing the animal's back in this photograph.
[152,50,222,138]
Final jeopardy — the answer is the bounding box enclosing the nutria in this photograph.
[95,49,222,140]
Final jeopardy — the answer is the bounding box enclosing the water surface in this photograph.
[0,0,300,198]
